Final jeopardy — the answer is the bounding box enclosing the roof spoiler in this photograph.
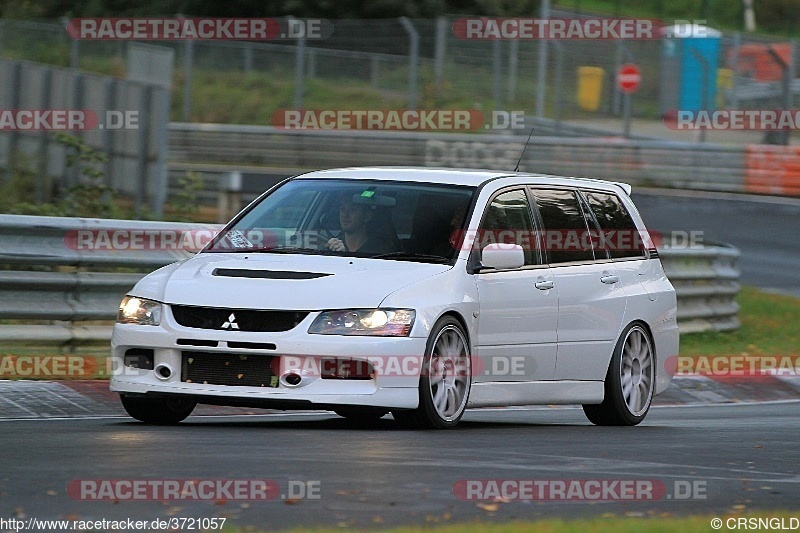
[615,182,632,196]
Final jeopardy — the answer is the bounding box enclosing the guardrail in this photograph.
[659,240,741,333]
[0,215,740,344]
[167,123,748,193]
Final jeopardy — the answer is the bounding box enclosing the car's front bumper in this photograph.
[110,318,428,410]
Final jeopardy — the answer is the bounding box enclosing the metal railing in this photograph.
[166,123,748,193]
[0,214,740,344]
[660,240,741,333]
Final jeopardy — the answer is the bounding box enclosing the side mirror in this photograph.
[480,243,525,270]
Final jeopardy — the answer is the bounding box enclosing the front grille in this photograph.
[170,305,308,332]
[182,351,278,388]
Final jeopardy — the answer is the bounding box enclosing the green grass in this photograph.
[680,286,800,357]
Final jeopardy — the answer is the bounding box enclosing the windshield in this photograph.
[205,178,475,263]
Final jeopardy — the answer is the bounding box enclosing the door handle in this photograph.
[600,274,619,284]
[535,280,554,290]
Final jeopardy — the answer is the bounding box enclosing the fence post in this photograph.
[434,16,447,99]
[493,39,503,108]
[766,44,792,145]
[553,42,564,133]
[181,39,194,122]
[292,17,306,109]
[400,17,419,110]
[61,17,79,69]
[102,78,116,195]
[535,0,551,117]
[6,62,22,183]
[153,86,171,218]
[730,33,740,109]
[612,40,623,115]
[68,72,85,190]
[38,68,53,203]
[507,39,519,103]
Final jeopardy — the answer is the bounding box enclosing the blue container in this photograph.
[660,25,722,115]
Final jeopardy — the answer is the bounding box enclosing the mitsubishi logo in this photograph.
[221,313,239,330]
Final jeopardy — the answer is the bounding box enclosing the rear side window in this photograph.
[531,189,595,264]
[583,191,646,259]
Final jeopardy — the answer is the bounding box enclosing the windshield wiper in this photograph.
[369,251,451,263]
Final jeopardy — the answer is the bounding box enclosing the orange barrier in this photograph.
[745,145,800,195]
[731,43,793,82]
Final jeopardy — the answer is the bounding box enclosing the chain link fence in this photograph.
[0,16,798,136]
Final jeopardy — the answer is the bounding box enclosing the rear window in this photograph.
[582,191,646,259]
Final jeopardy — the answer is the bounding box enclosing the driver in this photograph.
[326,197,396,254]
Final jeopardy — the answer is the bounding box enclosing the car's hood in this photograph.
[131,252,451,310]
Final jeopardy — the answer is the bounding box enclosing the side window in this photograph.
[583,191,646,259]
[478,189,539,266]
[531,188,595,264]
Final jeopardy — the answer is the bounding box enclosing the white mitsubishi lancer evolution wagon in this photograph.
[111,167,678,428]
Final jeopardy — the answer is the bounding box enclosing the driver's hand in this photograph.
[326,238,346,252]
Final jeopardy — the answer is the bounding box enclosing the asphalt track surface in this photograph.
[1,402,798,531]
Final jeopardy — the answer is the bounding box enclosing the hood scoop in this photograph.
[212,268,331,280]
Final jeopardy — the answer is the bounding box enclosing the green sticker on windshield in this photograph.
[361,190,375,198]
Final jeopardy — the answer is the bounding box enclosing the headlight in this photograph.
[117,296,162,326]
[308,309,415,336]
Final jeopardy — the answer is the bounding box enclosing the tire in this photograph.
[583,322,655,426]
[334,407,389,421]
[392,316,471,429]
[120,395,196,425]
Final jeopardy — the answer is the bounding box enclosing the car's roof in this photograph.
[295,167,632,195]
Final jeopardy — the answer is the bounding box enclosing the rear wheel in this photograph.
[392,317,471,429]
[120,395,196,425]
[583,323,655,426]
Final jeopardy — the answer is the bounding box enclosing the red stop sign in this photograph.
[617,63,641,94]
